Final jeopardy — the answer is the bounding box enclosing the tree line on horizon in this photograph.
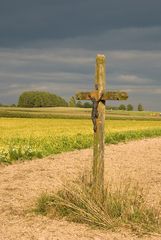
[0,91,144,111]
[68,96,144,111]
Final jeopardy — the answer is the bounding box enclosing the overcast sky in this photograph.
[0,0,161,110]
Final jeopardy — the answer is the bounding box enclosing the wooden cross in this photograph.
[75,54,128,197]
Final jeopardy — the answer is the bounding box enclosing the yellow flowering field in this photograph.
[1,117,161,163]
[1,118,161,142]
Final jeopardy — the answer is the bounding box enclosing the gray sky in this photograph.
[0,0,161,110]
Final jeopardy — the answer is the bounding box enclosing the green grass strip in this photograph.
[105,128,161,144]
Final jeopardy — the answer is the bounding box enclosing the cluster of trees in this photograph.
[0,103,16,107]
[76,101,92,108]
[107,104,144,111]
[0,93,144,111]
[68,97,92,108]
[69,96,144,111]
[119,104,134,111]
[18,91,68,107]
[118,104,144,111]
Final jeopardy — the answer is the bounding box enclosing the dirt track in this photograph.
[0,138,161,240]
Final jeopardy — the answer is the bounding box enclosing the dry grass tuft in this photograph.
[35,179,161,235]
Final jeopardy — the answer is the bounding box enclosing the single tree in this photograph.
[119,104,126,110]
[68,96,76,107]
[127,104,133,111]
[138,104,144,111]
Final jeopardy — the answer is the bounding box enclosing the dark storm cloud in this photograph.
[61,27,161,51]
[0,48,161,104]
[0,0,161,47]
[0,0,161,110]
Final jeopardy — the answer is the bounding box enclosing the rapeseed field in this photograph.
[1,118,161,163]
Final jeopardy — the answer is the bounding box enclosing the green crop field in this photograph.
[0,106,161,120]
[1,112,161,164]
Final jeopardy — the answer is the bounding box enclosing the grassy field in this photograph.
[0,106,161,120]
[1,116,161,164]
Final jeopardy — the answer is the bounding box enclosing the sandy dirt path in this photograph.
[0,138,161,240]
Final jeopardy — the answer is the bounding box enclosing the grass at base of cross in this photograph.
[1,128,161,164]
[34,178,161,236]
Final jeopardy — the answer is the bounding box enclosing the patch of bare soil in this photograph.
[0,138,161,240]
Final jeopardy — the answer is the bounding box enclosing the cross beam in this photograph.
[76,91,128,101]
[75,54,128,198]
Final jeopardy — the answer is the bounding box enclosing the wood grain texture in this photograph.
[75,91,128,101]
[92,54,106,197]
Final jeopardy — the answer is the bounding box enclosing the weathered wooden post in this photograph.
[76,54,128,197]
[93,55,106,196]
